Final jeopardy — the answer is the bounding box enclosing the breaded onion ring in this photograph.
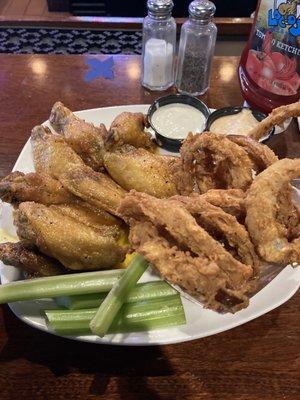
[172,194,259,270]
[200,189,246,220]
[248,101,300,141]
[246,158,300,264]
[227,135,278,172]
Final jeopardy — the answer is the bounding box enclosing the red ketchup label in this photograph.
[246,0,300,96]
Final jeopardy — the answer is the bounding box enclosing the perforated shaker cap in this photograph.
[188,0,216,21]
[147,0,174,18]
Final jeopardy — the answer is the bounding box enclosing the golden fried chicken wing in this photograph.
[0,241,65,277]
[106,112,156,152]
[50,102,107,170]
[14,202,126,270]
[0,171,76,205]
[103,146,178,198]
[31,125,126,216]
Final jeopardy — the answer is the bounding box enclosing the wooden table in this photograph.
[0,54,299,400]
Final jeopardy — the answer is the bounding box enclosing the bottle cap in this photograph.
[188,0,216,21]
[147,0,174,18]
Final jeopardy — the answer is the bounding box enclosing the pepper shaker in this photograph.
[142,0,176,91]
[175,0,217,96]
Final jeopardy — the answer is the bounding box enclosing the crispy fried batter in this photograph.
[106,112,156,152]
[246,158,300,264]
[14,202,126,270]
[0,241,65,276]
[50,102,107,171]
[227,135,278,172]
[103,146,178,198]
[119,191,254,312]
[175,132,253,194]
[31,125,126,216]
[200,189,246,220]
[248,101,300,141]
[172,194,259,270]
[119,191,253,287]
[0,171,76,205]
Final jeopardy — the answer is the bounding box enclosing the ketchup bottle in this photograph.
[238,0,300,113]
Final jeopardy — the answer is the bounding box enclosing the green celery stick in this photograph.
[0,269,124,303]
[55,281,177,310]
[89,254,148,337]
[45,295,186,336]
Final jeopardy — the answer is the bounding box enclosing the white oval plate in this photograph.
[0,104,299,346]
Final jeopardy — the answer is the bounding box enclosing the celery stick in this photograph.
[0,269,124,304]
[56,281,177,310]
[45,295,186,336]
[89,254,148,337]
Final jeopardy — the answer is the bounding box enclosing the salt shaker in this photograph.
[175,0,217,96]
[142,0,176,91]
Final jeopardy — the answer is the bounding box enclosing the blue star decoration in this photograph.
[84,56,114,82]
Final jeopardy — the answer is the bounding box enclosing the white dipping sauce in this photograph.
[151,103,206,139]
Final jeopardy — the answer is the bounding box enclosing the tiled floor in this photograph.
[0,0,70,17]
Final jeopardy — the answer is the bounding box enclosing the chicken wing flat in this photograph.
[119,191,255,312]
[50,102,107,171]
[31,125,126,216]
[0,241,65,277]
[15,202,126,270]
[103,146,178,198]
[0,171,76,205]
[50,203,122,238]
[106,112,156,152]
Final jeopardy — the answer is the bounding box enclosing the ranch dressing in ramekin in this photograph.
[151,103,206,139]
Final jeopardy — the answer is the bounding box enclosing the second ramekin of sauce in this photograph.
[148,94,210,152]
[206,106,274,141]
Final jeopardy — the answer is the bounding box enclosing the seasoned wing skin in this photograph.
[0,241,65,277]
[0,171,76,205]
[246,158,300,264]
[106,112,156,152]
[50,203,122,238]
[31,125,126,216]
[58,166,126,216]
[14,202,126,271]
[103,146,178,198]
[31,125,85,177]
[50,102,107,171]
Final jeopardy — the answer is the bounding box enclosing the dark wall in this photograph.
[107,0,258,18]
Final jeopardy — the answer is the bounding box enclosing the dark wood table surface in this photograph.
[0,54,299,400]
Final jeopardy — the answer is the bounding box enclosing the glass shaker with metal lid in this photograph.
[175,0,217,96]
[142,0,176,91]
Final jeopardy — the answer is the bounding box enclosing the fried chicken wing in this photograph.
[106,112,156,152]
[31,125,126,216]
[0,241,65,277]
[50,102,107,170]
[0,171,76,205]
[103,146,178,198]
[14,202,126,270]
